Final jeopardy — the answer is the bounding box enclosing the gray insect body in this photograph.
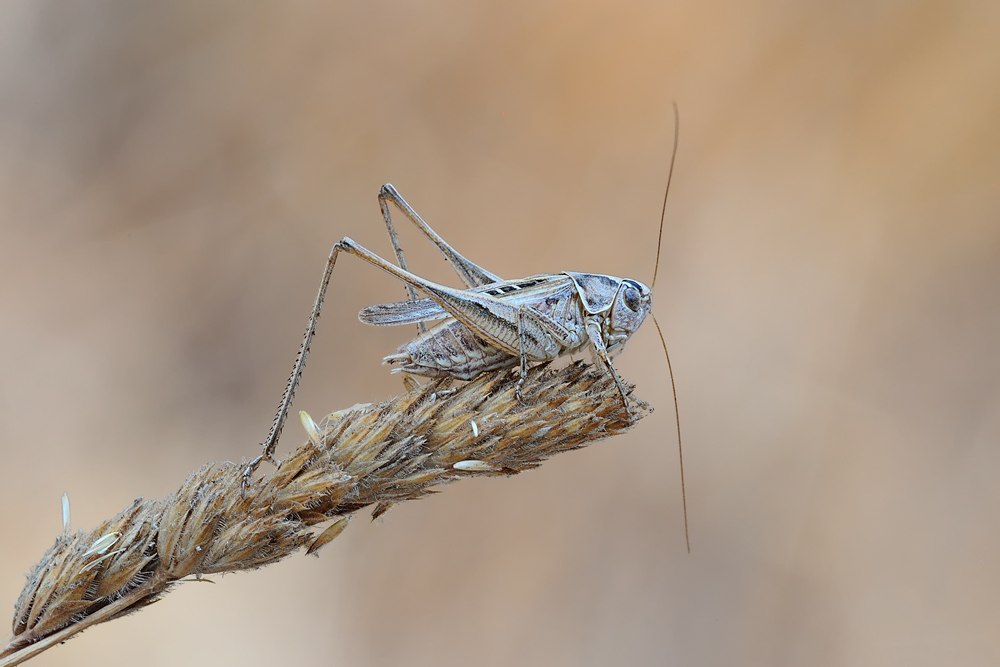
[372,271,650,384]
[366,274,579,379]
[352,222,652,409]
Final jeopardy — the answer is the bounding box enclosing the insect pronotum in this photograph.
[244,106,688,551]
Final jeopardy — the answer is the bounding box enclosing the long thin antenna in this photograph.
[649,102,688,553]
[653,313,688,553]
[651,102,679,290]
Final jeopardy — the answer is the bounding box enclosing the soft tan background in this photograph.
[0,2,997,665]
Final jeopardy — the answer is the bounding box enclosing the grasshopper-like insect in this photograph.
[352,188,648,410]
[245,108,687,549]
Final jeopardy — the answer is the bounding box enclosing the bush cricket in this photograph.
[245,107,688,551]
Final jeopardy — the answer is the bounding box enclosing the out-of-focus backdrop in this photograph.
[0,2,997,665]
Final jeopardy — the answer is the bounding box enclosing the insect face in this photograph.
[608,278,652,353]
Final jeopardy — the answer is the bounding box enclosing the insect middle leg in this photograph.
[515,305,532,402]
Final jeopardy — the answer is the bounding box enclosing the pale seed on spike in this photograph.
[299,410,321,445]
[61,493,71,534]
[453,460,494,472]
[80,549,124,573]
[83,532,120,557]
[326,403,372,422]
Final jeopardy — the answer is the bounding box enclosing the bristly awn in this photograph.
[244,105,688,552]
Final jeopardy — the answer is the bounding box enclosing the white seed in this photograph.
[79,549,123,573]
[470,420,479,437]
[453,460,494,472]
[326,403,371,422]
[299,410,321,445]
[84,532,120,557]
[61,493,71,534]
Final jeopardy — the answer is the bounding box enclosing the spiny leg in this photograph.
[244,236,445,487]
[246,235,472,490]
[584,319,633,418]
[242,242,345,490]
[598,350,634,419]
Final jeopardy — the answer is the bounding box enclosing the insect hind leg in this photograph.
[378,184,501,294]
[378,186,425,334]
[242,240,349,491]
[244,235,443,489]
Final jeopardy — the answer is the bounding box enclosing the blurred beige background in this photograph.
[0,1,997,665]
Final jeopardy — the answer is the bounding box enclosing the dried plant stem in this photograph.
[1,362,648,666]
[0,577,165,667]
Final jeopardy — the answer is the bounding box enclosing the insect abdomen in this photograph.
[384,319,515,380]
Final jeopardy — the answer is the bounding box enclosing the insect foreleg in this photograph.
[584,319,633,418]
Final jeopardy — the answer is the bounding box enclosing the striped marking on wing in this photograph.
[359,275,566,326]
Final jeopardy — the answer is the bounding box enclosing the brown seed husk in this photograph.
[1,362,648,665]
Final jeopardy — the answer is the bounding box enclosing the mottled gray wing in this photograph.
[360,274,571,326]
[359,297,447,326]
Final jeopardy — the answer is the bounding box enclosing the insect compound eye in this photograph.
[623,286,641,312]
